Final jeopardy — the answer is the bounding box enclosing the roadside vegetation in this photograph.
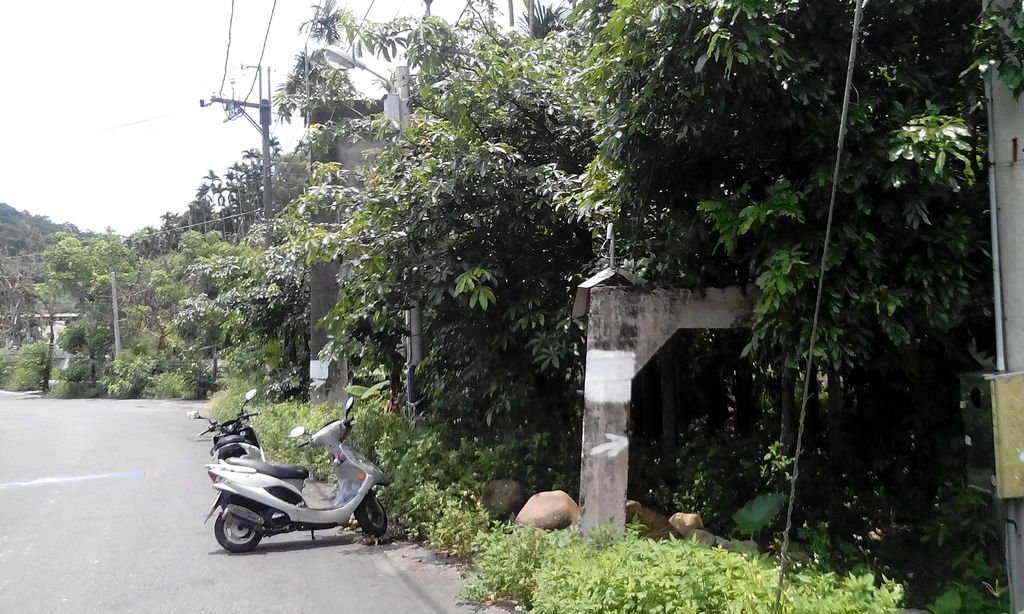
[4,1,1023,610]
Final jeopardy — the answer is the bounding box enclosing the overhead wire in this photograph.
[244,0,279,102]
[220,0,236,97]
[771,0,867,610]
[393,0,408,20]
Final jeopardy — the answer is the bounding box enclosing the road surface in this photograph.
[0,393,505,614]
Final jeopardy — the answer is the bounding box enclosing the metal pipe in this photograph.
[987,73,1007,372]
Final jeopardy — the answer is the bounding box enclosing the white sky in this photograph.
[0,1,520,235]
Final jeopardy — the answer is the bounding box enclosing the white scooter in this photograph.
[204,396,389,553]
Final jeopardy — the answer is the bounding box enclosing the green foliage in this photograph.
[927,587,961,614]
[419,485,492,558]
[5,342,52,391]
[0,348,15,387]
[975,3,1024,97]
[0,203,83,257]
[209,378,262,419]
[288,13,595,430]
[733,492,786,539]
[177,235,310,402]
[249,401,337,479]
[103,353,154,398]
[918,487,1009,614]
[466,527,903,612]
[463,525,576,606]
[52,381,103,398]
[144,372,190,399]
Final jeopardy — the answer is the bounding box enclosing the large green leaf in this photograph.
[732,493,786,537]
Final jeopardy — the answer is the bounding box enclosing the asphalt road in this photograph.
[0,393,506,614]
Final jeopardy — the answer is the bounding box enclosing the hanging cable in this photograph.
[245,0,279,102]
[772,0,866,610]
[220,0,236,97]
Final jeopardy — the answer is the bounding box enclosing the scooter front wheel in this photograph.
[214,510,263,553]
[354,490,388,538]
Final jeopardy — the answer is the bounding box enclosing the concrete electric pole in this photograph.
[110,270,121,358]
[200,67,274,227]
[985,0,1024,609]
[322,50,422,421]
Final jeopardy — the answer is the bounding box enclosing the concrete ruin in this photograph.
[576,284,756,533]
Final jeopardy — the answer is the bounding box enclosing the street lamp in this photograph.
[322,48,389,82]
[322,48,410,130]
[321,47,421,422]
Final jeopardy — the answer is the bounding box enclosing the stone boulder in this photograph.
[625,500,676,540]
[515,490,580,530]
[668,512,705,538]
[690,529,718,546]
[482,479,527,518]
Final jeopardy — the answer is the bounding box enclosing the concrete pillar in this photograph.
[988,0,1024,606]
[578,286,756,534]
[308,138,378,404]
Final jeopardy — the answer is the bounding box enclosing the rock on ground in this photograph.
[515,490,580,530]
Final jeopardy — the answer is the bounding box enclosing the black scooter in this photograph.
[189,389,264,461]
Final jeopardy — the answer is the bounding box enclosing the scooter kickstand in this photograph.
[310,530,315,541]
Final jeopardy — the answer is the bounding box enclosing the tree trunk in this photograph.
[780,368,796,452]
[212,346,219,383]
[43,316,54,393]
[827,367,846,474]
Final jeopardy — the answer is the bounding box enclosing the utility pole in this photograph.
[390,66,424,422]
[200,66,273,232]
[110,271,121,358]
[985,1,1024,610]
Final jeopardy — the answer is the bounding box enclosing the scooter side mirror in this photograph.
[244,389,258,402]
[344,395,355,418]
[289,426,307,438]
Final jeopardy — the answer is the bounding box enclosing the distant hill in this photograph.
[0,203,84,256]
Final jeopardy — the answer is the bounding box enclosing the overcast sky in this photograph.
[0,1,515,235]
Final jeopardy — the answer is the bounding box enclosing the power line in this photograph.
[131,210,259,238]
[245,0,279,102]
[97,113,178,133]
[393,0,408,20]
[220,0,236,97]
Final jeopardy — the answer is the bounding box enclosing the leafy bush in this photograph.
[467,527,903,613]
[60,359,95,384]
[208,379,260,417]
[0,348,15,386]
[52,381,103,398]
[183,362,216,399]
[103,353,155,398]
[463,525,574,606]
[6,342,52,392]
[424,488,492,558]
[261,402,339,478]
[144,372,190,399]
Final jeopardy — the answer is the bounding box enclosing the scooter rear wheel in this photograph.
[214,510,263,553]
[354,490,388,538]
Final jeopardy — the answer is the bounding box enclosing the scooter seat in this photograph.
[214,435,246,447]
[224,457,309,480]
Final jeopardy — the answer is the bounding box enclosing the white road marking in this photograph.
[0,470,145,490]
